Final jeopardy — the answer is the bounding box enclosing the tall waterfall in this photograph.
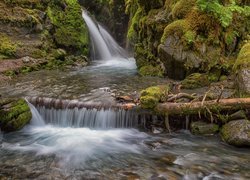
[82,11,127,60]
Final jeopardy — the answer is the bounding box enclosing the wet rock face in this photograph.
[221,120,250,147]
[158,35,202,80]
[0,98,31,132]
[237,69,250,94]
[191,121,219,135]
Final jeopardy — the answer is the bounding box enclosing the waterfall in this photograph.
[26,97,147,129]
[25,99,45,126]
[82,11,127,60]
[82,11,112,60]
[34,106,146,129]
[98,25,128,58]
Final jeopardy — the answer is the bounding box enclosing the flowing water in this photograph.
[0,11,250,180]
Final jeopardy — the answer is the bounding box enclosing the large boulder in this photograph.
[158,34,222,80]
[221,120,250,147]
[234,42,250,95]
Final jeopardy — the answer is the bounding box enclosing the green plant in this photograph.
[197,0,246,28]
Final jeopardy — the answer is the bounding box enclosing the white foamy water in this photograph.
[92,57,136,70]
[82,11,112,60]
[4,126,147,168]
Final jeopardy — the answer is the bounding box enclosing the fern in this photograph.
[197,0,247,28]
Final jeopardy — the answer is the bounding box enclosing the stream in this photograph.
[0,11,250,180]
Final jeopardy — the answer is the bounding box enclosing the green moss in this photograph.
[181,73,210,89]
[127,6,144,43]
[0,98,31,132]
[6,111,32,131]
[140,85,169,109]
[233,42,250,71]
[139,65,164,77]
[47,0,89,55]
[161,19,190,43]
[0,33,17,58]
[172,0,196,19]
[191,121,219,135]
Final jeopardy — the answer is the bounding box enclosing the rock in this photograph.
[236,69,250,94]
[191,121,219,135]
[229,110,247,121]
[22,56,34,63]
[158,35,203,80]
[52,49,67,60]
[116,96,134,103]
[140,85,169,109]
[181,73,210,89]
[152,127,164,134]
[0,98,32,132]
[221,120,250,147]
[234,42,250,95]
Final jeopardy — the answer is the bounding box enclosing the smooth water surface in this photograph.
[0,58,170,103]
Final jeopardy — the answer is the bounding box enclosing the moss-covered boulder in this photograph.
[234,42,250,95]
[140,85,169,109]
[0,98,31,132]
[221,120,250,147]
[181,73,210,89]
[191,121,219,135]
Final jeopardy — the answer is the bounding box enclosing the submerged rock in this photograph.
[221,120,250,147]
[191,121,219,135]
[0,98,31,132]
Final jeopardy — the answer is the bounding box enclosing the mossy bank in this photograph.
[126,0,250,82]
[0,0,90,80]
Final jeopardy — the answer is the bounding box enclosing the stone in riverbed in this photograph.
[0,98,32,132]
[191,121,219,135]
[221,120,250,147]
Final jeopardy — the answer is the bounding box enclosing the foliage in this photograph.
[0,33,17,58]
[197,0,248,28]
[47,0,89,55]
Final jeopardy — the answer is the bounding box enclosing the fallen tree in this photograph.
[156,98,250,115]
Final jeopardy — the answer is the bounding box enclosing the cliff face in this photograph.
[0,0,89,60]
[126,0,250,80]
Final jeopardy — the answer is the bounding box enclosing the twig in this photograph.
[165,114,171,134]
[217,85,224,103]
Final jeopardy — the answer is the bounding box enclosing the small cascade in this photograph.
[35,106,145,129]
[26,97,148,129]
[98,25,127,58]
[26,99,45,126]
[82,11,128,60]
[82,11,112,60]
